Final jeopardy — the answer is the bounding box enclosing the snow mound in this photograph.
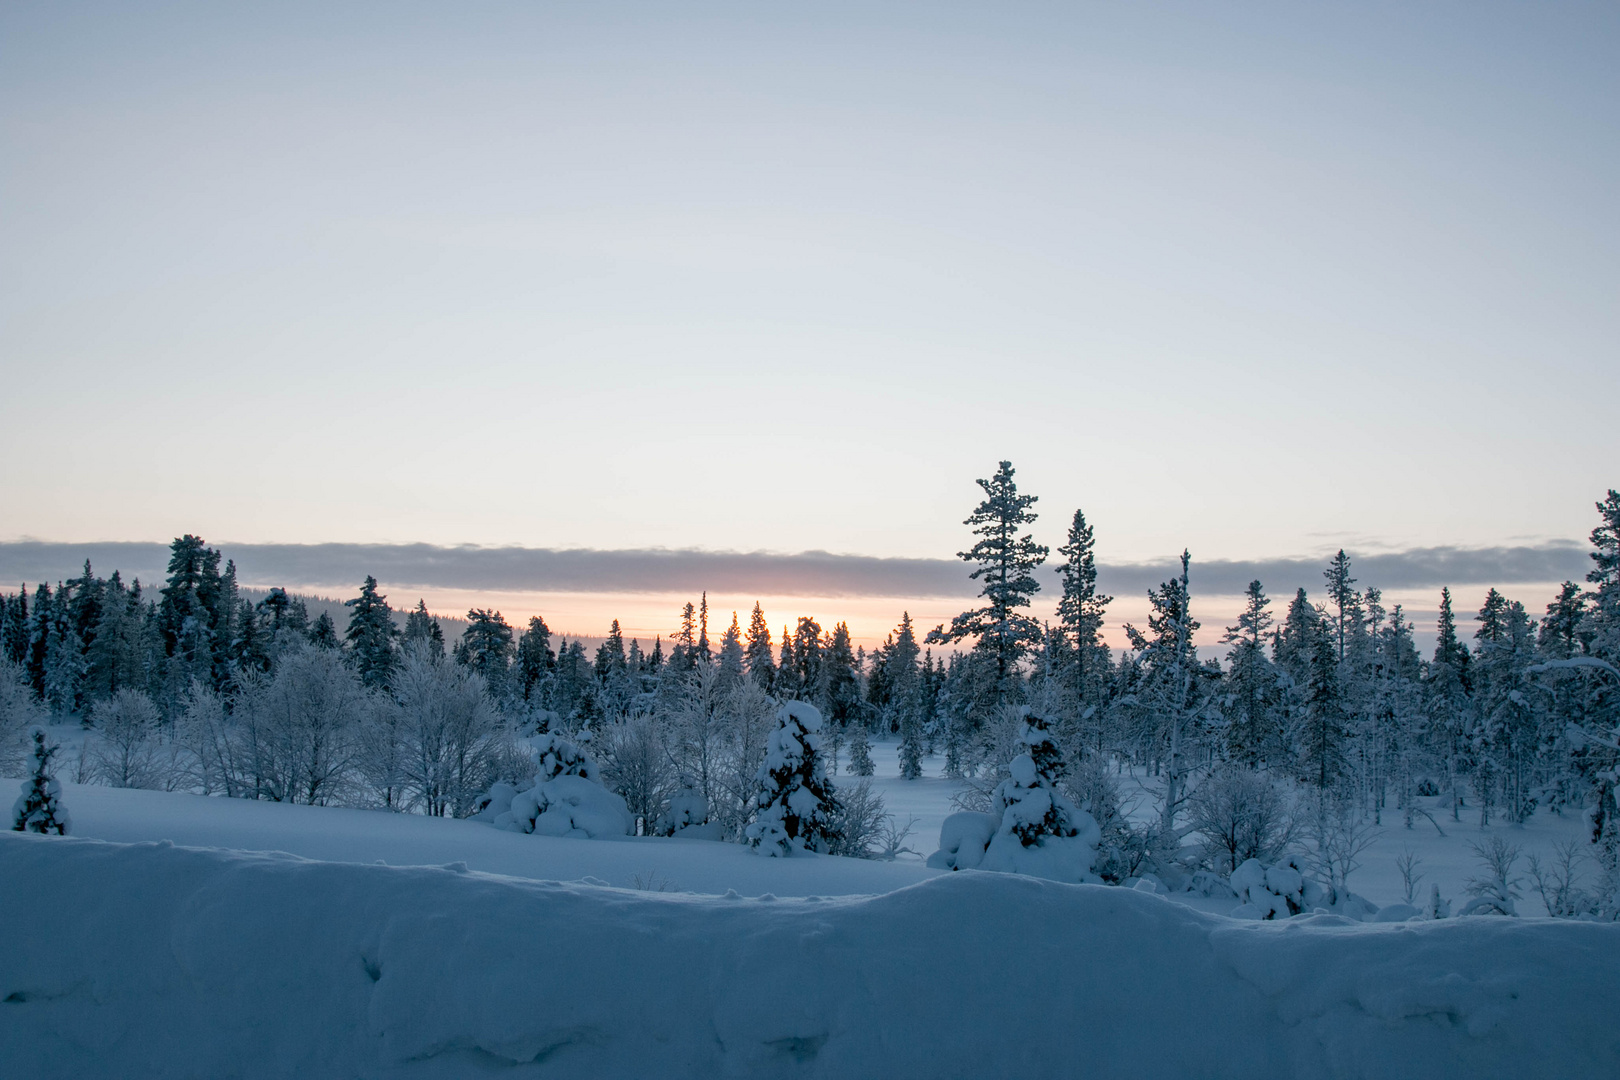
[5,832,1617,1080]
[496,774,634,839]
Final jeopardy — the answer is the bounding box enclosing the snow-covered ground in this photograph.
[8,734,1620,1078]
[6,831,1618,1080]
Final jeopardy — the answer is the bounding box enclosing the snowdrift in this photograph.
[4,833,1617,1080]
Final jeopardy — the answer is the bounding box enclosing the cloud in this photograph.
[0,539,1592,601]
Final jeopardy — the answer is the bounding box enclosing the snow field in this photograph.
[4,832,1618,1080]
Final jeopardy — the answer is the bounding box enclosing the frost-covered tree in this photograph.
[927,461,1048,697]
[0,659,42,774]
[392,645,501,817]
[747,701,842,856]
[12,730,69,834]
[86,688,167,789]
[598,714,673,834]
[234,645,366,804]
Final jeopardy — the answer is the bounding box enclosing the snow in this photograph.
[5,831,1618,1079]
[49,780,939,897]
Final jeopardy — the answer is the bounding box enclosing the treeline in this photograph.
[2,473,1618,883]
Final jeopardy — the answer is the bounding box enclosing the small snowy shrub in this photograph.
[12,731,69,835]
[1228,855,1377,920]
[927,708,1100,883]
[746,701,842,857]
[1187,766,1296,875]
[476,732,633,839]
[658,772,720,839]
[828,778,888,858]
[500,775,634,839]
[1460,836,1523,916]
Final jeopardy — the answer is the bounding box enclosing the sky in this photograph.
[2,2,1616,647]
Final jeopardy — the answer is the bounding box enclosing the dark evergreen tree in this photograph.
[343,576,399,688]
[515,614,554,701]
[1323,549,1358,663]
[403,599,446,657]
[1055,508,1112,736]
[775,627,797,700]
[927,461,1049,695]
[158,535,227,692]
[455,608,515,699]
[697,592,711,664]
[1539,581,1587,659]
[308,611,341,650]
[1222,580,1282,767]
[744,602,775,691]
[1,586,27,666]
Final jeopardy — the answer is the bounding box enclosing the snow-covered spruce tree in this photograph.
[483,731,634,839]
[13,730,69,835]
[1124,550,1214,842]
[927,460,1048,703]
[927,707,1100,883]
[847,720,874,776]
[341,579,398,689]
[1221,581,1284,768]
[743,603,775,692]
[1055,508,1112,748]
[747,701,842,856]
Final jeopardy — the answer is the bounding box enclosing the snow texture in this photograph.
[4,832,1618,1080]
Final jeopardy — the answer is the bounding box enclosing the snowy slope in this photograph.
[55,781,939,897]
[5,832,1618,1080]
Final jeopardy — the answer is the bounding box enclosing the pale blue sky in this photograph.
[3,2,1616,578]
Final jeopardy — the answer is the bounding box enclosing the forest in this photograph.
[4,465,1618,900]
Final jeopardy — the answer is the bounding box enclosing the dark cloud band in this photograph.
[0,538,1591,601]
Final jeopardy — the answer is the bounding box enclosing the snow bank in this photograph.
[55,781,937,897]
[5,833,1617,1080]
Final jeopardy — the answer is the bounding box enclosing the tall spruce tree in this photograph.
[455,608,515,700]
[927,461,1049,696]
[744,602,775,691]
[1222,580,1282,767]
[515,615,554,701]
[403,599,446,657]
[1055,508,1112,726]
[344,576,399,689]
